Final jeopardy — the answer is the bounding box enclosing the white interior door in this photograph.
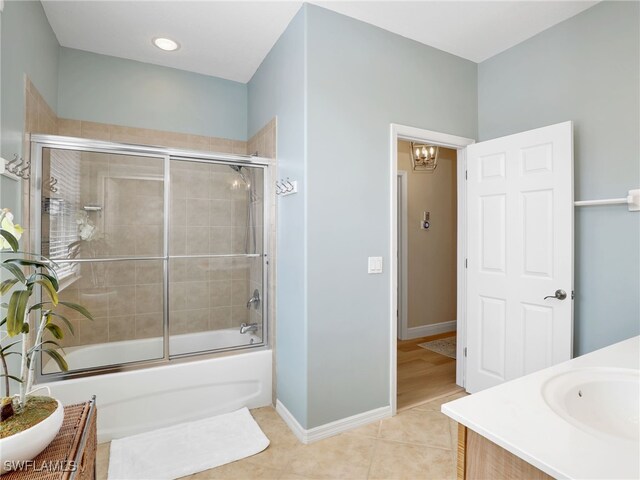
[465,121,573,393]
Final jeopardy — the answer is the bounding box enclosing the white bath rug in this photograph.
[107,407,270,480]
[418,336,457,359]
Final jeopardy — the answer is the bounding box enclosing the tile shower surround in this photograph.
[48,153,263,347]
[26,78,277,354]
[46,153,267,348]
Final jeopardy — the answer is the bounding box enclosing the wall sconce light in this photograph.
[411,142,439,173]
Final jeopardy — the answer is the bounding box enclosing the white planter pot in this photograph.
[0,399,64,474]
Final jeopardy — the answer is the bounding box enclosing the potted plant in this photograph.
[0,208,92,473]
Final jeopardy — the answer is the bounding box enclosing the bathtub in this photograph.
[42,328,262,373]
[38,330,272,442]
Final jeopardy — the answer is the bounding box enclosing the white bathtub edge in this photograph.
[41,349,273,443]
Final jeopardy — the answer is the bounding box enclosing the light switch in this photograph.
[368,256,383,274]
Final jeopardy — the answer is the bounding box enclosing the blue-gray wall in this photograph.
[57,47,247,140]
[304,5,477,428]
[1,0,59,155]
[248,7,308,425]
[250,4,477,430]
[1,0,59,220]
[478,1,640,356]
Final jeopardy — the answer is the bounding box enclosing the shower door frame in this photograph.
[31,134,272,382]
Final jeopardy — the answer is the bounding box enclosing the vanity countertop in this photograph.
[442,336,640,479]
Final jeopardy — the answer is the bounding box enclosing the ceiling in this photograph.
[42,1,598,84]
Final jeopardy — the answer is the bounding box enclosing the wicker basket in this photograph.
[3,397,97,480]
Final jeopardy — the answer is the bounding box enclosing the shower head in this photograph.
[230,165,253,200]
[230,164,247,183]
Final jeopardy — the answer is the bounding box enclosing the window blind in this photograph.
[43,150,81,280]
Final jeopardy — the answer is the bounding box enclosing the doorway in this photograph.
[396,141,461,410]
[389,124,475,415]
[390,122,574,414]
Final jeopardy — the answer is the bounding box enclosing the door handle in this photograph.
[544,289,567,300]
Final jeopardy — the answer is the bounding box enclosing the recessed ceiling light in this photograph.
[153,37,180,52]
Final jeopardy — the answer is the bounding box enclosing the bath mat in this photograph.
[107,407,270,480]
[418,336,457,359]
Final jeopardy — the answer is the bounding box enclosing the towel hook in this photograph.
[48,177,58,193]
[4,154,31,179]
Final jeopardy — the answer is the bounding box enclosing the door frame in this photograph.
[389,124,475,415]
[397,170,409,340]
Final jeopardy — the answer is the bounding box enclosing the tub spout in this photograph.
[240,322,258,334]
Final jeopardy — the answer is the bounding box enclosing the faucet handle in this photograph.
[246,289,261,309]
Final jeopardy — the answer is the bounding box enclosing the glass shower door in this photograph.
[168,158,265,356]
[40,147,166,373]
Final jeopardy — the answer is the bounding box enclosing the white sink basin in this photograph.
[542,367,639,442]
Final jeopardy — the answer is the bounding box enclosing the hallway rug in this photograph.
[107,407,270,480]
[418,336,457,359]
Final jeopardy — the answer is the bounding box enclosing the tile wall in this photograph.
[46,151,167,348]
[57,119,247,154]
[168,159,264,338]
[22,77,58,251]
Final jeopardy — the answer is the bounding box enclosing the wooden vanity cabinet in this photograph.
[457,424,554,480]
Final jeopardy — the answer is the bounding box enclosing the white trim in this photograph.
[394,125,474,149]
[275,400,305,443]
[275,400,391,444]
[455,148,468,387]
[397,170,409,341]
[405,320,457,340]
[389,123,474,416]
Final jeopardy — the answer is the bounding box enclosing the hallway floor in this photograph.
[397,332,461,411]
[96,390,467,480]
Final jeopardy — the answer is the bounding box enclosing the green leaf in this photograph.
[28,302,46,313]
[4,258,51,269]
[27,272,59,291]
[10,252,59,271]
[0,351,20,357]
[21,323,29,334]
[0,374,22,383]
[29,339,65,356]
[0,229,19,252]
[43,349,68,372]
[47,312,74,335]
[34,278,58,305]
[0,278,19,295]
[42,340,64,352]
[0,262,26,283]
[7,290,30,336]
[45,323,64,340]
[58,301,93,321]
[0,341,20,354]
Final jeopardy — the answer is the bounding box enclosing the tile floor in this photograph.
[96,391,467,480]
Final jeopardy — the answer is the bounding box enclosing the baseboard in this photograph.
[275,400,391,444]
[405,320,456,340]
